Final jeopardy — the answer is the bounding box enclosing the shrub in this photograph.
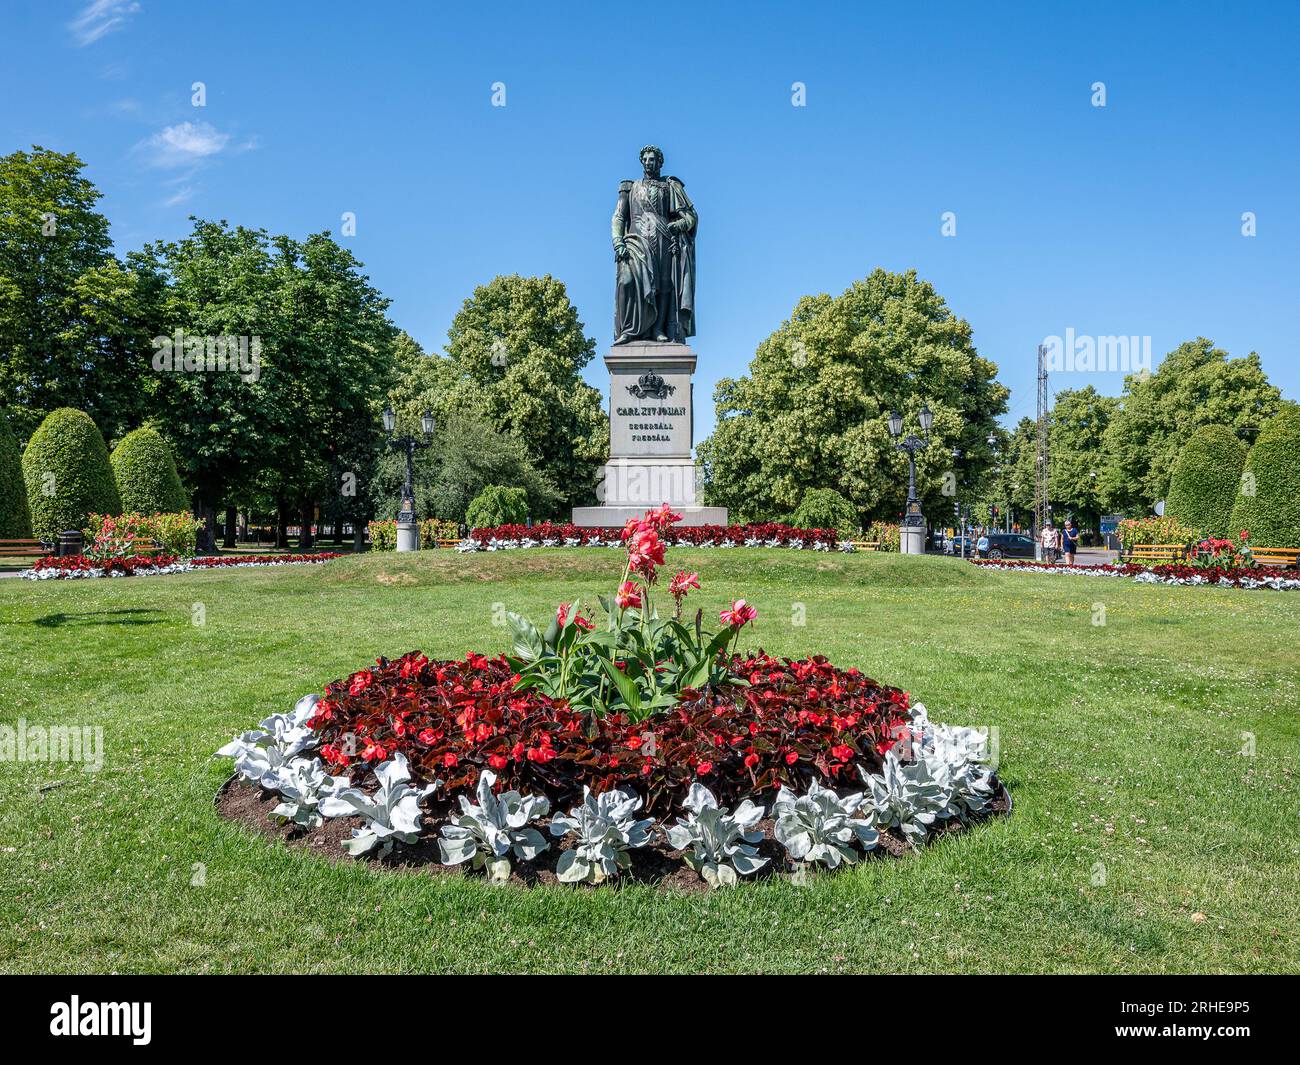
[1229,406,1300,548]
[466,485,529,529]
[791,488,859,538]
[467,520,842,549]
[864,520,900,551]
[1165,425,1246,538]
[368,517,462,550]
[109,427,189,515]
[21,408,121,541]
[1117,515,1197,550]
[84,511,201,558]
[0,411,32,539]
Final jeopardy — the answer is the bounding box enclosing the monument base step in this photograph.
[571,505,730,528]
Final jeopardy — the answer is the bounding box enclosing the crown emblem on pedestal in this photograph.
[627,371,676,400]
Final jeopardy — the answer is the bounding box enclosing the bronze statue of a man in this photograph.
[612,145,697,344]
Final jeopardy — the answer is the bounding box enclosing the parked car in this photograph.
[944,534,978,556]
[976,533,1037,560]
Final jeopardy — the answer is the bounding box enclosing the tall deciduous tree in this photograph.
[0,147,155,442]
[1098,338,1281,512]
[441,275,607,509]
[698,269,1008,524]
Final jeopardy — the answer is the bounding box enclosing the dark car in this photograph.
[977,533,1037,560]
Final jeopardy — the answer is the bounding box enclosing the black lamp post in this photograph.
[888,405,932,548]
[383,407,434,535]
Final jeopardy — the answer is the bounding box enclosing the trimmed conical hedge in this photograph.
[21,408,122,542]
[0,410,33,539]
[111,427,188,515]
[1229,406,1300,548]
[1165,425,1246,539]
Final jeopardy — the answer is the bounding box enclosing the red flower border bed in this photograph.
[470,521,841,549]
[29,553,181,574]
[190,553,345,567]
[969,557,1297,586]
[27,552,343,575]
[307,650,913,814]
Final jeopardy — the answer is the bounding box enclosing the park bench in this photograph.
[1119,543,1187,563]
[0,538,53,559]
[1250,546,1300,568]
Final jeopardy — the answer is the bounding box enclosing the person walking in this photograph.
[1062,519,1080,566]
[1041,520,1059,563]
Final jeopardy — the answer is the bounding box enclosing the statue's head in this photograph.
[639,144,663,177]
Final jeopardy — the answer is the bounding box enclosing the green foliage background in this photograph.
[110,426,189,515]
[0,409,33,538]
[466,485,530,528]
[1164,424,1247,538]
[1229,405,1300,548]
[21,407,122,541]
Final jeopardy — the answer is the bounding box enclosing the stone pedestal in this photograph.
[396,519,419,552]
[572,341,728,528]
[900,523,926,555]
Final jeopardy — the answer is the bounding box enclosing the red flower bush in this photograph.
[190,553,344,567]
[306,650,912,813]
[469,521,840,549]
[30,553,180,575]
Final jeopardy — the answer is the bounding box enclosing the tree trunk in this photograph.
[276,501,289,548]
[354,522,366,553]
[299,502,315,550]
[222,506,236,548]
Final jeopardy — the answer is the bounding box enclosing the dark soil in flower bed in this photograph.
[215,772,1012,893]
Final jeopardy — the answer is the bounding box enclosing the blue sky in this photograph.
[4,0,1297,440]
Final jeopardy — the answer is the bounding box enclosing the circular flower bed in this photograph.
[217,508,1008,889]
[22,552,344,580]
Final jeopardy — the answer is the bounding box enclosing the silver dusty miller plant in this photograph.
[772,779,879,869]
[548,786,654,884]
[438,769,551,881]
[216,693,319,786]
[860,747,948,848]
[665,783,768,888]
[321,752,437,858]
[268,756,351,830]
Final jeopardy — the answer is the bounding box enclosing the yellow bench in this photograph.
[1251,546,1300,568]
[1119,543,1187,563]
[850,541,881,551]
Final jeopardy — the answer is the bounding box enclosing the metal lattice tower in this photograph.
[1034,343,1050,542]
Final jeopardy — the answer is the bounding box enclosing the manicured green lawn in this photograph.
[1,549,1297,973]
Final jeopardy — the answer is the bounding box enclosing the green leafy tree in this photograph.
[1228,406,1300,548]
[790,488,859,536]
[1046,387,1119,531]
[21,407,121,541]
[0,147,155,442]
[1164,425,1247,538]
[371,411,561,523]
[0,409,33,538]
[1098,338,1281,512]
[110,426,188,514]
[441,275,607,508]
[698,269,1008,524]
[466,485,529,528]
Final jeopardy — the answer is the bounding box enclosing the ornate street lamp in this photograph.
[888,405,932,555]
[383,406,434,552]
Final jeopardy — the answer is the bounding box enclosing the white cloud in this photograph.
[163,186,195,207]
[69,0,142,46]
[138,121,230,169]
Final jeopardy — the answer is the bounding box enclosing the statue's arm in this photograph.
[667,177,696,234]
[611,181,632,249]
